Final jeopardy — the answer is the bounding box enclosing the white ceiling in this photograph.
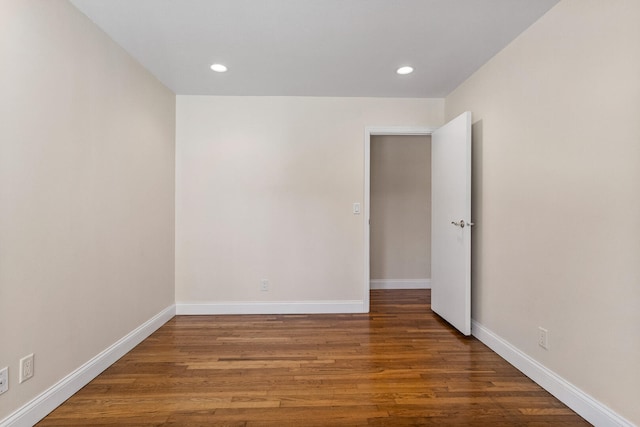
[70,0,559,98]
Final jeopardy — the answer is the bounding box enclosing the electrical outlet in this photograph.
[538,327,549,350]
[0,367,8,395]
[19,354,34,383]
[260,279,270,292]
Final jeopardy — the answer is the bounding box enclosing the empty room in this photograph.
[1,1,638,426]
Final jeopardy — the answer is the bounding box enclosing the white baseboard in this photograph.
[471,320,635,427]
[1,305,176,427]
[176,300,365,315]
[370,279,431,290]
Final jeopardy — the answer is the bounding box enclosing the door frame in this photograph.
[363,126,436,312]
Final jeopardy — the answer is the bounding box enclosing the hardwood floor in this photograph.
[38,290,590,426]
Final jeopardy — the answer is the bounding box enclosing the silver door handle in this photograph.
[451,220,474,228]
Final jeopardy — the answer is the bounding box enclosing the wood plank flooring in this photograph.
[38,290,590,426]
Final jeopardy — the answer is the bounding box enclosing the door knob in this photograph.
[451,220,474,228]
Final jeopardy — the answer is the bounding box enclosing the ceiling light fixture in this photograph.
[396,66,414,75]
[210,63,228,72]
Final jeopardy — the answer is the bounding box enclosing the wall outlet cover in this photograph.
[19,354,34,383]
[0,367,8,394]
[538,327,549,350]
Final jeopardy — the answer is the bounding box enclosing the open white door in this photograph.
[431,112,472,335]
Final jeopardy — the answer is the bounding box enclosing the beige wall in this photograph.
[176,96,443,304]
[370,135,431,280]
[446,0,640,423]
[0,0,175,420]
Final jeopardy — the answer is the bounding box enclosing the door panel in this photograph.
[431,112,472,335]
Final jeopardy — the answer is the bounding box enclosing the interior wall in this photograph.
[445,0,640,424]
[370,135,431,281]
[176,96,444,305]
[0,0,176,420]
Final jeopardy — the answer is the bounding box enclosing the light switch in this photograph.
[353,203,361,214]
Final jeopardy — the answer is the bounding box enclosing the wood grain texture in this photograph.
[37,290,590,426]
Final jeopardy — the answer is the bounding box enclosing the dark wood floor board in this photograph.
[37,289,590,426]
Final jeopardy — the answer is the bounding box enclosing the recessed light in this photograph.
[397,66,414,75]
[210,63,228,73]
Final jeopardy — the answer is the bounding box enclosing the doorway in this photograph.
[363,127,435,312]
[364,113,472,336]
[369,134,432,291]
